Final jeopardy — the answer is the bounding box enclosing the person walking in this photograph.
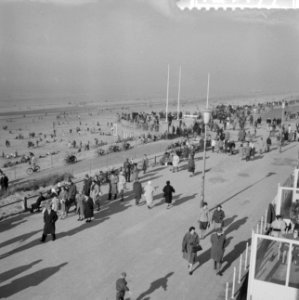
[182,226,201,275]
[123,158,131,182]
[163,180,175,209]
[84,196,94,223]
[76,192,86,221]
[142,154,149,174]
[51,191,60,213]
[90,177,102,211]
[144,181,154,209]
[66,179,77,213]
[187,153,195,176]
[210,228,226,276]
[117,171,126,202]
[41,202,58,242]
[59,186,68,219]
[172,152,180,172]
[108,171,118,200]
[212,205,225,230]
[133,178,143,205]
[116,272,130,300]
[198,202,211,239]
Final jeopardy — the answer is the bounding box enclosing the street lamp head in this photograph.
[202,110,211,125]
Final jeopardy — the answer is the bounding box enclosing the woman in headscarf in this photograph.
[144,181,154,209]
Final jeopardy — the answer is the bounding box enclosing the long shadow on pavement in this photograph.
[135,272,174,300]
[0,214,29,233]
[0,262,68,299]
[209,171,276,211]
[140,175,162,184]
[0,229,41,249]
[225,217,248,236]
[220,238,251,274]
[0,259,42,283]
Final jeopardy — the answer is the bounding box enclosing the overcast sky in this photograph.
[0,0,298,103]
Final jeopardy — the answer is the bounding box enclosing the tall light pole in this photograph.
[177,65,181,120]
[200,74,211,207]
[165,64,170,135]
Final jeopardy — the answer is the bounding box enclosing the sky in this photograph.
[0,0,299,104]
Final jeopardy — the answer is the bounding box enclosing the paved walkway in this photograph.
[0,139,298,300]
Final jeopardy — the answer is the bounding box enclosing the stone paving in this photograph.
[0,140,298,300]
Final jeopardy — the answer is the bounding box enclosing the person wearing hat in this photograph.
[210,228,226,276]
[212,205,225,231]
[116,272,129,300]
[182,226,201,275]
[41,201,58,242]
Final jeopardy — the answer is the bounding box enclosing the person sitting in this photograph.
[30,192,45,213]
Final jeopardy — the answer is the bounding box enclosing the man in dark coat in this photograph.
[82,174,92,196]
[133,179,143,205]
[30,192,45,213]
[123,158,131,182]
[41,202,58,242]
[66,179,77,213]
[212,205,225,230]
[210,228,226,276]
[163,180,175,209]
[116,272,129,300]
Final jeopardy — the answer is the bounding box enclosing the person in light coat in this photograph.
[144,181,154,209]
[117,171,126,201]
[90,178,102,211]
[172,152,180,172]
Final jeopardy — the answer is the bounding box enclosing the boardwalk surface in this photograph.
[0,139,298,300]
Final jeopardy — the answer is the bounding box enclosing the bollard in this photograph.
[23,197,28,212]
[238,254,243,283]
[225,282,229,300]
[245,242,249,270]
[231,267,236,299]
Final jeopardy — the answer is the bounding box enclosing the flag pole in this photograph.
[177,65,181,120]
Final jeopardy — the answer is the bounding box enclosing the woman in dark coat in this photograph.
[182,226,200,275]
[84,196,94,223]
[41,202,58,242]
[188,154,195,176]
[163,180,175,209]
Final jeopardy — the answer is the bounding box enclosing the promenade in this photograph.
[0,138,298,299]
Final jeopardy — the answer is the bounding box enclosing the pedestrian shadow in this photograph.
[0,214,28,233]
[0,262,68,298]
[220,238,251,274]
[135,272,174,300]
[0,229,41,249]
[174,193,197,207]
[0,259,42,283]
[225,217,248,236]
[223,215,238,228]
[140,175,162,184]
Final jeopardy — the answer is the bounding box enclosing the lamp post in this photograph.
[200,74,211,207]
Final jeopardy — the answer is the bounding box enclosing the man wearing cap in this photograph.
[116,272,129,300]
[210,228,226,276]
[198,202,211,239]
[212,205,225,230]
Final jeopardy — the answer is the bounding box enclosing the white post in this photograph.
[206,73,210,109]
[238,254,243,283]
[244,242,249,270]
[256,223,259,234]
[265,208,268,231]
[225,282,229,300]
[166,64,170,125]
[177,65,181,120]
[261,216,264,234]
[231,267,236,299]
